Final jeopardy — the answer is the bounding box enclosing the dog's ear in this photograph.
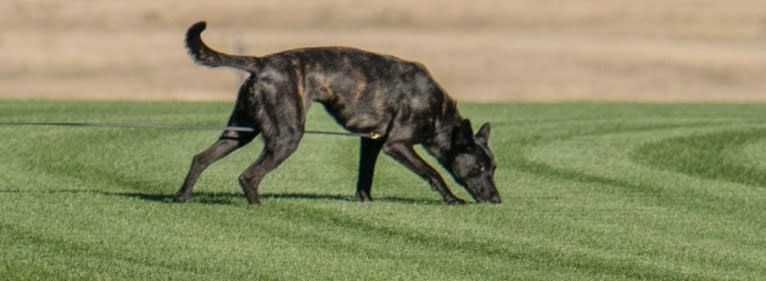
[475,122,491,146]
[454,119,474,147]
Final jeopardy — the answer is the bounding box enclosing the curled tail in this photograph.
[185,21,260,73]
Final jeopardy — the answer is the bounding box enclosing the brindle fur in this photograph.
[174,21,501,205]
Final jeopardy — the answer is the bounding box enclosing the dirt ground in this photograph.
[2,0,766,102]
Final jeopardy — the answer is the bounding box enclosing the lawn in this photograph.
[0,101,764,280]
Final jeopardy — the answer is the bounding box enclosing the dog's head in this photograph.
[447,120,501,204]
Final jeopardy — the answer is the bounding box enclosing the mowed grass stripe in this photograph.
[0,190,712,281]
[1,101,765,280]
[520,123,764,277]
[634,128,766,188]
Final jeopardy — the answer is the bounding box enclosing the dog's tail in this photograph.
[185,21,260,73]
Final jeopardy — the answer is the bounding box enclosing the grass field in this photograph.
[0,100,764,280]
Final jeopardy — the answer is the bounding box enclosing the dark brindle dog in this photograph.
[173,21,500,205]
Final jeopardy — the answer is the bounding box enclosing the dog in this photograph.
[173,21,501,205]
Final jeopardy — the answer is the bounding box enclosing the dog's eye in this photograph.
[480,166,486,172]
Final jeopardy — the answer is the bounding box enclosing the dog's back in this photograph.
[187,22,458,142]
[264,47,456,141]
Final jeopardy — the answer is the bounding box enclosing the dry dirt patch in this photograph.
[3,0,766,102]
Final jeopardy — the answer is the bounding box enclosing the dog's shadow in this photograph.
[0,189,441,205]
[117,191,440,205]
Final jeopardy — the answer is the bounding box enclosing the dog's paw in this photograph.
[244,194,261,205]
[172,193,189,203]
[445,197,466,205]
[355,191,373,202]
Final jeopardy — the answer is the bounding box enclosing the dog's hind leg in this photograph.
[237,91,306,204]
[356,137,384,201]
[173,129,258,203]
[238,131,303,204]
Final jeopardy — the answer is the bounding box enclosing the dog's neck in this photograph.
[423,103,464,170]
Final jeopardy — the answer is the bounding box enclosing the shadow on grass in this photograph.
[0,189,442,205]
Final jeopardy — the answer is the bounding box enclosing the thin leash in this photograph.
[0,121,381,139]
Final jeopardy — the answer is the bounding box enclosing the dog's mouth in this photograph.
[464,182,501,204]
[465,188,501,204]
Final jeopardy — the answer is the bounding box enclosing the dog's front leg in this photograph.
[382,142,465,205]
[356,137,385,201]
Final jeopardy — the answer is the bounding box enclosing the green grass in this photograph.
[1,100,764,280]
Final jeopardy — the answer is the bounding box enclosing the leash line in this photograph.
[0,121,376,138]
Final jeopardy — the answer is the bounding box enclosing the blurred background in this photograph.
[2,0,766,102]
